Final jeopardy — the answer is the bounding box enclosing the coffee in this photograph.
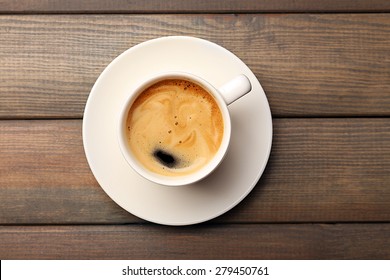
[126,79,224,177]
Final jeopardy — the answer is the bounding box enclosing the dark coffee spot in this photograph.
[153,149,177,168]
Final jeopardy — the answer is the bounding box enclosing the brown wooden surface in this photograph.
[1,224,389,259]
[1,119,389,224]
[0,1,389,260]
[1,0,390,13]
[1,14,389,118]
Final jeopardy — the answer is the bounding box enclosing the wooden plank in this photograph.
[0,0,390,13]
[1,119,389,224]
[1,224,389,259]
[232,118,390,223]
[0,120,140,224]
[0,14,389,118]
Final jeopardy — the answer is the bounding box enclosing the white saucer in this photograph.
[83,36,272,226]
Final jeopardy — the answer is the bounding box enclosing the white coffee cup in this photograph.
[118,71,251,186]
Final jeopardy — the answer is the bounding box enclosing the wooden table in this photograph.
[1,1,390,259]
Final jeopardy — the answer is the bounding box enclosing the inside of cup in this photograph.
[119,72,231,186]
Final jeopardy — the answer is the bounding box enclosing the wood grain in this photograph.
[0,120,139,224]
[0,0,389,13]
[1,119,389,224]
[0,14,389,118]
[1,224,389,259]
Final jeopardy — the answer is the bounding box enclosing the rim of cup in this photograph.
[117,71,232,186]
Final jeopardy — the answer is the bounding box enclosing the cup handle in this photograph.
[218,74,252,105]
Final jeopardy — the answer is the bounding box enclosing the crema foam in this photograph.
[126,79,224,177]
